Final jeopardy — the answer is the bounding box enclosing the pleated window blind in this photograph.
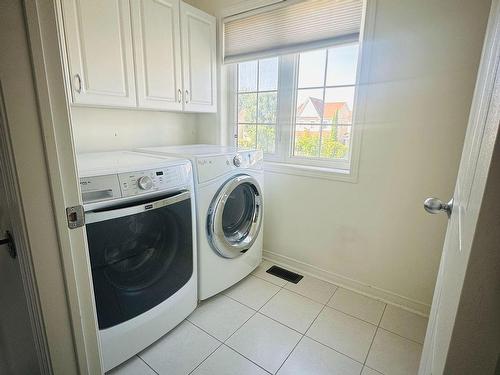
[223,0,363,64]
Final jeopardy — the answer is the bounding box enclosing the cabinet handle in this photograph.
[177,89,182,103]
[73,74,82,93]
[185,90,189,104]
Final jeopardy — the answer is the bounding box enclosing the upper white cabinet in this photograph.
[180,2,217,112]
[131,0,183,111]
[61,0,137,107]
[60,0,216,113]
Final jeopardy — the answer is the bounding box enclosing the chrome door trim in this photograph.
[207,174,263,258]
[85,191,190,224]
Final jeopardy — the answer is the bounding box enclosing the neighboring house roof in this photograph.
[324,102,349,119]
[297,96,351,121]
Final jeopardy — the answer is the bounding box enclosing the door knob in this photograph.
[424,197,453,217]
[0,231,17,259]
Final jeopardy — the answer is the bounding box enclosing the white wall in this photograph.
[71,107,199,153]
[189,0,491,313]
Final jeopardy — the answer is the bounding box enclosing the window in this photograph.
[294,43,358,160]
[236,57,279,154]
[232,41,361,175]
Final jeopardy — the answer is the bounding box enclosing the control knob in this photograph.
[138,176,153,190]
[233,154,242,167]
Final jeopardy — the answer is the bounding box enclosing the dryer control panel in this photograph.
[197,150,263,183]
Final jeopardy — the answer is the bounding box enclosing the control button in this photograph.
[138,176,153,190]
[233,154,242,167]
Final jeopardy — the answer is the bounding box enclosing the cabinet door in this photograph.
[61,0,136,107]
[131,0,183,111]
[180,2,217,113]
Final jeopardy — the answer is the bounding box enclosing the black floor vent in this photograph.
[266,265,303,284]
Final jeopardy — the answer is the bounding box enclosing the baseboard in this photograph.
[263,250,430,317]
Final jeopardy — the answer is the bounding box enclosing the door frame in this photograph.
[2,0,102,373]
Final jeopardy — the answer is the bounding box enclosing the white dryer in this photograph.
[138,145,263,300]
[77,151,197,371]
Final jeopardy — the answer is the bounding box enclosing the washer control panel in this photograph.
[118,164,188,197]
[80,163,192,204]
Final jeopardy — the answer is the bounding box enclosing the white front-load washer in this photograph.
[77,151,197,371]
[138,145,264,300]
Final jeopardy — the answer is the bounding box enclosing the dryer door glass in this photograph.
[85,192,193,329]
[208,175,263,258]
[222,183,255,240]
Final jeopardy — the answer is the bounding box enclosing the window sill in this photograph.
[263,161,358,183]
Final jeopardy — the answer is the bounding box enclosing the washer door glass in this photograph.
[86,193,193,329]
[208,175,263,258]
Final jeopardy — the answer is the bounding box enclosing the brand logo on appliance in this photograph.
[145,204,153,210]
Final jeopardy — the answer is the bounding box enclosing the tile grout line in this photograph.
[220,281,280,352]
[220,344,274,375]
[251,272,287,288]
[362,365,385,374]
[143,320,223,375]
[282,284,339,305]
[210,289,278,374]
[187,319,225,343]
[363,304,387,367]
[137,355,160,375]
[222,292,260,311]
[274,334,304,374]
[377,326,425,346]
[224,309,259,343]
[363,327,379,370]
[254,277,324,336]
[273,276,312,374]
[217,273,288,374]
[186,341,224,375]
[377,303,388,327]
[372,303,388,374]
[207,306,275,374]
[376,303,426,344]
[303,286,369,368]
[256,311,311,336]
[304,335,366,367]
[256,284,286,313]
[324,305,382,327]
[275,286,338,374]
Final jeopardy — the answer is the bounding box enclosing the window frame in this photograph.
[284,48,356,171]
[226,1,373,183]
[234,58,282,158]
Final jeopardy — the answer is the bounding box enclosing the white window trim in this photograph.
[225,0,376,183]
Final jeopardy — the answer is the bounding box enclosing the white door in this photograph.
[180,1,217,112]
[61,0,137,107]
[419,1,500,373]
[131,0,183,111]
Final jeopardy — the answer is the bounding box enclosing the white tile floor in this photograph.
[108,260,428,375]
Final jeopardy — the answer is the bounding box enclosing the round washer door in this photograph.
[208,174,263,258]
